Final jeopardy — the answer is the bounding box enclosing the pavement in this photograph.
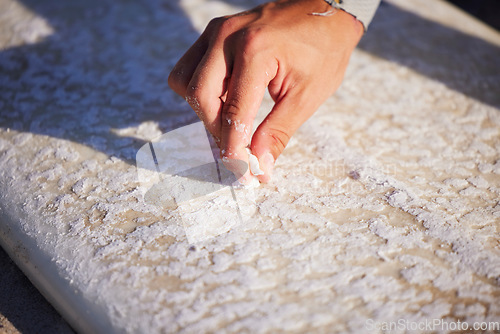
[0,247,74,333]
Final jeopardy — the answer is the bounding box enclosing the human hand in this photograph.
[168,0,363,183]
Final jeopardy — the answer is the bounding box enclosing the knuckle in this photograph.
[221,101,242,123]
[167,67,186,93]
[206,16,224,32]
[268,128,290,154]
[236,27,266,56]
[215,16,239,36]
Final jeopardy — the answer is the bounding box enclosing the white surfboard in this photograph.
[1,0,499,333]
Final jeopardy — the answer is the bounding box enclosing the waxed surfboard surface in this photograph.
[0,0,499,333]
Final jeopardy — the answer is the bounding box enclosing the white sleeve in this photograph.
[324,0,381,30]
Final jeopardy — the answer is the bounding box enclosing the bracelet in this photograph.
[322,0,381,30]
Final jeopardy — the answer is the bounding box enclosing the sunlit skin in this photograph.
[168,0,363,183]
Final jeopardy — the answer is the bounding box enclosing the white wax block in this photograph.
[245,147,264,176]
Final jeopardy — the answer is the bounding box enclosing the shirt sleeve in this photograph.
[324,0,381,30]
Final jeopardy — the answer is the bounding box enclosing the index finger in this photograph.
[220,54,275,184]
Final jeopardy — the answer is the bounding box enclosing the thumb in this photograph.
[250,93,317,183]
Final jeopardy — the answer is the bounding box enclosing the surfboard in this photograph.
[1,0,499,333]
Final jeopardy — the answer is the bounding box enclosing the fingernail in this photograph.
[260,152,275,180]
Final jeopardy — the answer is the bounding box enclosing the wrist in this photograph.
[322,0,381,30]
[300,0,365,39]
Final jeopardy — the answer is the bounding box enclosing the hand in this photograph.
[168,0,363,183]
